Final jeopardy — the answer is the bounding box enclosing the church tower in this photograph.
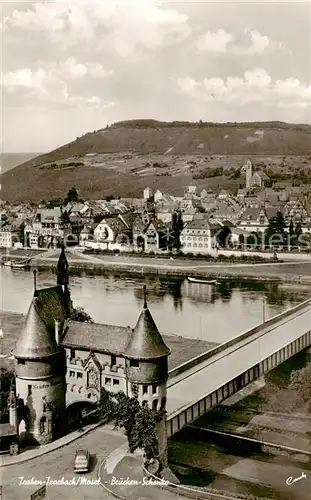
[13,251,71,445]
[242,159,253,189]
[124,287,170,469]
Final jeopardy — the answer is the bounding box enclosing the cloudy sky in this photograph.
[2,0,311,153]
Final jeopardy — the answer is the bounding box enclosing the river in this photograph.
[2,267,310,343]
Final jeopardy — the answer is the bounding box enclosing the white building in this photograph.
[143,187,153,200]
[154,190,163,203]
[180,219,220,254]
[0,225,19,248]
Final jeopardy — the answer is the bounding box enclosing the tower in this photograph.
[124,287,170,469]
[13,265,70,445]
[242,159,253,189]
[144,187,153,200]
[57,245,73,316]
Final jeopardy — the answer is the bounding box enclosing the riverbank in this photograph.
[29,251,311,284]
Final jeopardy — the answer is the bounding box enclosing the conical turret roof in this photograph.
[14,298,62,359]
[124,289,170,360]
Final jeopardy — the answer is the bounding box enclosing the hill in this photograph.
[2,120,311,203]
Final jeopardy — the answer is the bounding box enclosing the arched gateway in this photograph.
[66,400,97,429]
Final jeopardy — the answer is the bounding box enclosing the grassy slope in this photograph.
[2,121,311,202]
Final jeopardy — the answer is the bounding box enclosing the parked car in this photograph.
[74,449,90,473]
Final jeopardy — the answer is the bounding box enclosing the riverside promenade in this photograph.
[17,247,311,283]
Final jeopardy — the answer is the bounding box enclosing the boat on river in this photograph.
[3,259,30,269]
[187,277,219,285]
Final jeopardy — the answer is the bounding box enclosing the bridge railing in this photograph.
[166,299,311,436]
[168,297,311,382]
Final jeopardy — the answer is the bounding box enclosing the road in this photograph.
[1,425,126,500]
[29,248,311,283]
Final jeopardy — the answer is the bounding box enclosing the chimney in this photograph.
[55,320,60,344]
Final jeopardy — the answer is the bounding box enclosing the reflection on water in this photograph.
[2,267,310,343]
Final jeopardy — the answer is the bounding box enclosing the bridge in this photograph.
[166,298,311,437]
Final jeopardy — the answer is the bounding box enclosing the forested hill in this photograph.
[1,120,311,202]
[7,121,311,170]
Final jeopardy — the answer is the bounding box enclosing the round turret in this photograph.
[124,287,170,469]
[13,265,70,446]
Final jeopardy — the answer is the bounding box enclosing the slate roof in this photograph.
[14,294,65,359]
[62,306,170,361]
[34,208,62,223]
[61,321,131,355]
[182,219,220,231]
[14,281,69,359]
[124,303,170,360]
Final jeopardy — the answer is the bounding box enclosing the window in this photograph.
[70,348,75,359]
[142,385,148,395]
[130,359,139,368]
[69,371,75,378]
[152,399,158,411]
[113,379,120,386]
[105,377,112,385]
[111,354,117,367]
[77,372,83,379]
[152,384,157,395]
[142,400,148,407]
[28,385,32,396]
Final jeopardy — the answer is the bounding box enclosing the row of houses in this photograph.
[1,184,311,252]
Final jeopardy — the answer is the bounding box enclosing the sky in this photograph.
[1,0,311,153]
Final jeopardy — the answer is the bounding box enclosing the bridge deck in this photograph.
[166,299,311,420]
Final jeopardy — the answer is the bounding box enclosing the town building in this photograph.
[0,224,20,248]
[180,219,220,254]
[143,187,153,200]
[10,249,171,467]
[238,206,279,234]
[241,159,269,189]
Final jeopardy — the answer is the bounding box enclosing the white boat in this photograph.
[11,259,31,269]
[187,277,219,285]
[3,259,30,269]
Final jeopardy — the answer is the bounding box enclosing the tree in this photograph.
[0,368,14,423]
[45,198,64,209]
[71,307,93,323]
[295,221,302,239]
[262,362,311,413]
[97,389,159,460]
[171,210,183,250]
[64,187,80,205]
[216,226,232,248]
[289,364,311,409]
[288,218,296,249]
[265,211,287,248]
